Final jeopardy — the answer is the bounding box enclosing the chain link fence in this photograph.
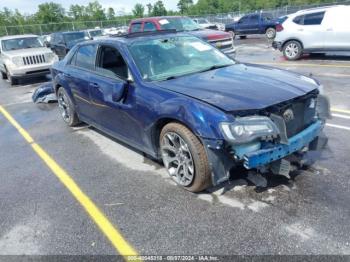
[1,0,350,36]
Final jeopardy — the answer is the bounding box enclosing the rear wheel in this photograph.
[57,87,80,126]
[283,40,303,60]
[239,35,247,39]
[265,27,276,39]
[160,123,212,192]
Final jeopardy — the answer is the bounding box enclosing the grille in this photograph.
[22,54,46,65]
[268,93,317,138]
[210,38,233,50]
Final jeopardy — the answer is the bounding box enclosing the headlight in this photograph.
[47,53,58,62]
[12,57,23,66]
[220,116,280,144]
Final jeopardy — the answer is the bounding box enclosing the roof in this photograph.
[295,5,345,14]
[131,16,186,23]
[0,34,38,41]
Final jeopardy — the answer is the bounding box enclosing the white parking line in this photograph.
[332,113,350,120]
[326,123,350,131]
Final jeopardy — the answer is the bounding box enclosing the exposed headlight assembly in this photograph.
[220,116,280,144]
[11,56,23,66]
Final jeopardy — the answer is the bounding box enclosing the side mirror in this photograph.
[112,82,127,102]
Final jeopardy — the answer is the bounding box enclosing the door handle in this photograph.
[297,28,304,31]
[326,28,333,31]
[90,83,99,88]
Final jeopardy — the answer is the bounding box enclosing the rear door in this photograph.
[66,44,97,120]
[292,11,326,49]
[247,14,260,34]
[323,7,350,50]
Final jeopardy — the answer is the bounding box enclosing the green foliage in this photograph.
[132,3,145,18]
[36,2,65,24]
[152,1,168,16]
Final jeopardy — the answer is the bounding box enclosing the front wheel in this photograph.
[57,87,80,126]
[265,27,276,39]
[1,71,7,80]
[160,123,212,192]
[283,40,303,61]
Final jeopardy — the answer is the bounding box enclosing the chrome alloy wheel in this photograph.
[58,91,71,123]
[161,132,195,186]
[285,43,299,59]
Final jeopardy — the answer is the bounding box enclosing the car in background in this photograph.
[273,5,350,60]
[0,34,58,85]
[193,18,224,31]
[48,31,87,59]
[128,16,235,56]
[225,12,278,39]
[51,31,329,192]
[84,28,107,40]
[104,26,128,36]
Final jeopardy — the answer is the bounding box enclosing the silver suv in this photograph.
[0,34,58,85]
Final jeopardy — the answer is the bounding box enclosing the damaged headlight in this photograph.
[220,116,280,144]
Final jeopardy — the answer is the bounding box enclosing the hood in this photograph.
[4,47,53,58]
[188,29,231,41]
[154,63,318,112]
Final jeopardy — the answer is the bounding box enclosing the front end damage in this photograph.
[203,91,330,186]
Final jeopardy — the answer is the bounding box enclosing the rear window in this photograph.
[293,11,325,25]
[74,44,97,70]
[130,23,142,33]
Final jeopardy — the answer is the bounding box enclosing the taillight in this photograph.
[276,24,284,32]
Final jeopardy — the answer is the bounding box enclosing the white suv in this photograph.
[273,5,350,60]
[0,34,58,85]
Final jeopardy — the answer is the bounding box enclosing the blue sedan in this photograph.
[51,32,329,192]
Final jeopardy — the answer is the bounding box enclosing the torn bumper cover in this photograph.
[32,82,57,104]
[243,120,323,169]
[203,120,325,186]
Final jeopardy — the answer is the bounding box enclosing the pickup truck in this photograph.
[225,12,278,39]
[128,16,235,56]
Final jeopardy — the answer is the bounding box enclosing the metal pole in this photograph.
[5,26,8,35]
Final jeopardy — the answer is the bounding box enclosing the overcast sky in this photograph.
[0,0,182,15]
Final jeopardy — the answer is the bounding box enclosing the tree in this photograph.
[85,1,106,21]
[69,4,86,20]
[177,0,193,14]
[146,3,153,16]
[132,3,145,18]
[35,2,65,23]
[107,7,115,20]
[152,1,167,16]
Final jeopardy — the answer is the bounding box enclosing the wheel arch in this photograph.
[282,38,304,49]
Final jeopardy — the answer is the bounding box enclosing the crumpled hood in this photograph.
[3,47,53,58]
[154,63,318,112]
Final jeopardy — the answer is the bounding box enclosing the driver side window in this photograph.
[96,46,128,80]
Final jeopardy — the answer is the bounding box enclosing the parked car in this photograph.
[273,5,350,60]
[49,31,87,59]
[104,26,128,36]
[84,28,107,40]
[128,16,235,56]
[225,12,278,39]
[193,18,220,30]
[0,34,58,85]
[51,31,329,192]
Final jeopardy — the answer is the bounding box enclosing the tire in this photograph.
[265,27,276,39]
[239,35,247,39]
[57,87,80,126]
[1,71,7,80]
[160,123,212,193]
[283,40,303,61]
[7,71,17,86]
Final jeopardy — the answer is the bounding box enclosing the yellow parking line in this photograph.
[0,105,139,259]
[331,108,350,115]
[254,62,350,68]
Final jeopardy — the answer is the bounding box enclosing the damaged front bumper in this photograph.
[202,120,326,186]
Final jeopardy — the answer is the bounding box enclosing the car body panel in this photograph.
[51,33,327,187]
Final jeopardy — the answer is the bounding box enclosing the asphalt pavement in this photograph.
[0,36,350,258]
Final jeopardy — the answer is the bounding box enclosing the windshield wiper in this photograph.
[199,64,232,73]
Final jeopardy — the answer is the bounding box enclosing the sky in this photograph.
[0,0,182,15]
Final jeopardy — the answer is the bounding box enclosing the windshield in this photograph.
[1,37,43,51]
[197,18,209,24]
[63,32,85,43]
[159,17,201,31]
[89,30,103,37]
[129,36,235,81]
